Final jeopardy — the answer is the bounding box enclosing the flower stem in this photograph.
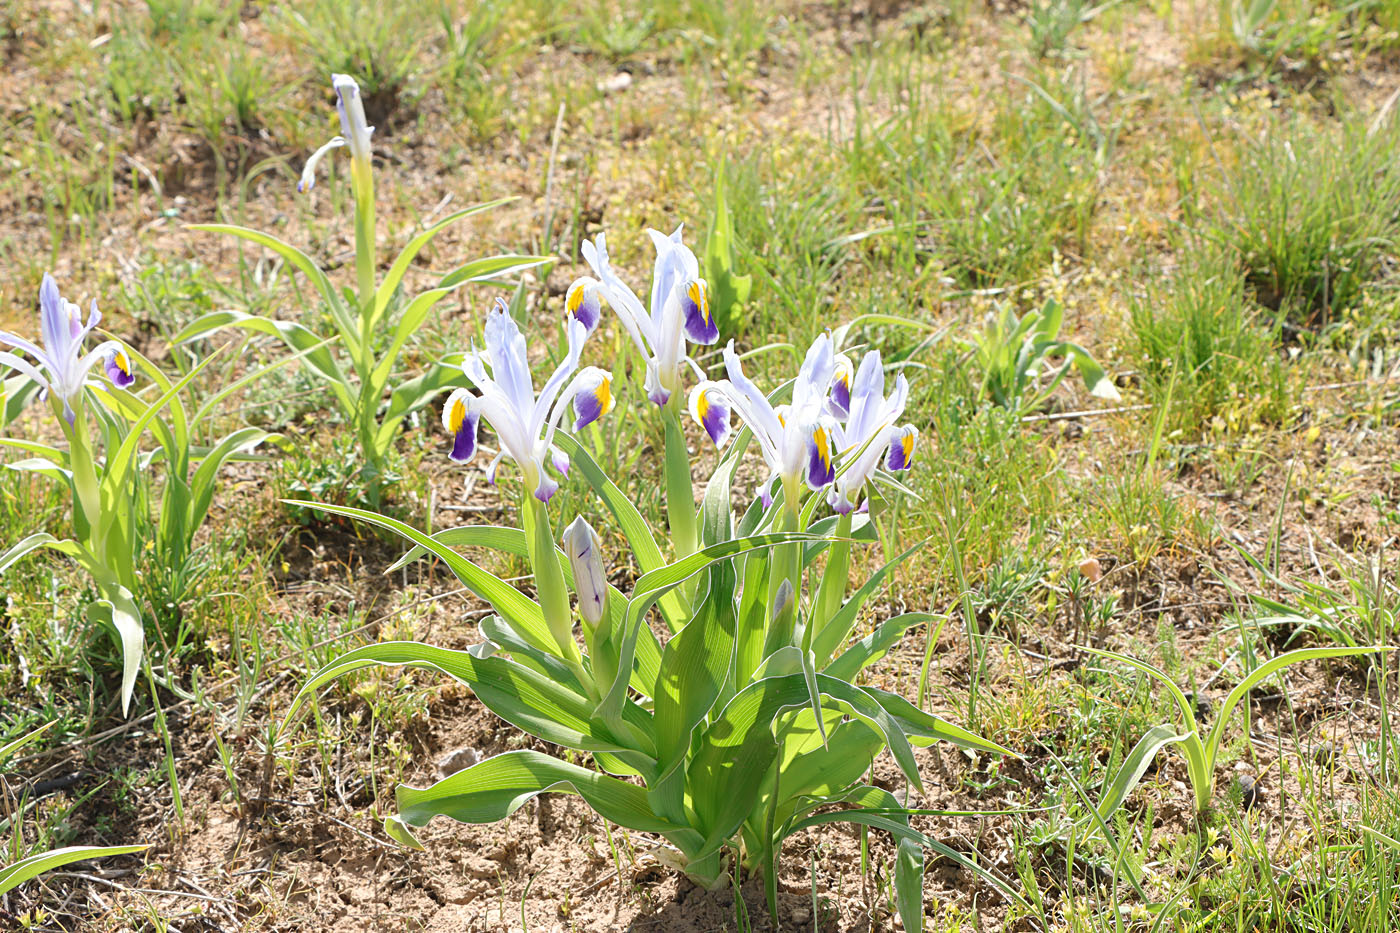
[523,494,586,677]
[662,400,698,560]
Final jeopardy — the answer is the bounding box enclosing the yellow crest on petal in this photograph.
[448,397,467,433]
[688,280,710,323]
[813,425,831,469]
[596,376,614,417]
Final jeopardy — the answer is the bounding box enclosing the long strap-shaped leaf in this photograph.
[1087,723,1190,837]
[596,532,814,735]
[552,433,687,631]
[173,310,355,416]
[387,750,697,853]
[0,845,148,897]
[784,785,1031,913]
[861,686,1013,756]
[188,223,358,358]
[648,556,738,823]
[0,532,84,574]
[282,501,555,656]
[87,585,145,716]
[388,525,663,696]
[280,641,654,762]
[686,672,922,859]
[369,198,522,327]
[812,538,925,667]
[824,612,935,681]
[1204,645,1379,763]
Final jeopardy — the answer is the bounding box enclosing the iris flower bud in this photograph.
[563,516,608,629]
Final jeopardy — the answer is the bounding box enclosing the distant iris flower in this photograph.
[298,73,374,194]
[688,334,838,509]
[443,299,614,503]
[826,349,917,515]
[0,274,133,422]
[566,227,717,407]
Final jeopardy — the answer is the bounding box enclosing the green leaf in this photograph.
[0,845,148,897]
[1088,723,1189,835]
[649,556,738,821]
[786,786,1029,911]
[98,357,214,539]
[172,310,355,416]
[371,199,522,324]
[389,525,662,697]
[390,750,689,851]
[188,223,358,354]
[687,673,921,857]
[825,612,935,681]
[282,501,556,656]
[1,373,40,426]
[0,533,85,574]
[1205,646,1379,763]
[438,252,552,290]
[280,641,653,762]
[862,686,1014,755]
[0,721,55,764]
[597,532,815,734]
[87,586,144,717]
[369,286,458,394]
[812,539,925,667]
[188,428,274,533]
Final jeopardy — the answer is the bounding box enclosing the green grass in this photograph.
[1130,246,1294,438]
[1205,116,1400,325]
[1,1,1399,929]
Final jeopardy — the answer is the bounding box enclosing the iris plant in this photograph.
[177,72,544,501]
[283,251,1015,931]
[0,274,274,715]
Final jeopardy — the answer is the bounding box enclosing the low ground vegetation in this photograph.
[3,1,1400,931]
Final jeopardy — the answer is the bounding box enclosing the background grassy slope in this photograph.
[4,0,1400,930]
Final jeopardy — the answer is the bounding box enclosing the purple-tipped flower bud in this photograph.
[562,516,608,629]
[771,578,795,621]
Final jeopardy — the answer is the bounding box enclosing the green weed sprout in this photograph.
[0,723,146,897]
[281,301,1013,930]
[175,73,545,501]
[1088,645,1378,820]
[970,297,1119,413]
[0,274,275,714]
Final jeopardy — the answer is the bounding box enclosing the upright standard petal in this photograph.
[442,388,481,463]
[581,233,654,347]
[38,273,67,357]
[791,332,835,415]
[484,298,538,418]
[828,352,854,421]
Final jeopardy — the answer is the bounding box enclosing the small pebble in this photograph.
[1235,774,1259,811]
[599,72,633,94]
[436,745,483,779]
